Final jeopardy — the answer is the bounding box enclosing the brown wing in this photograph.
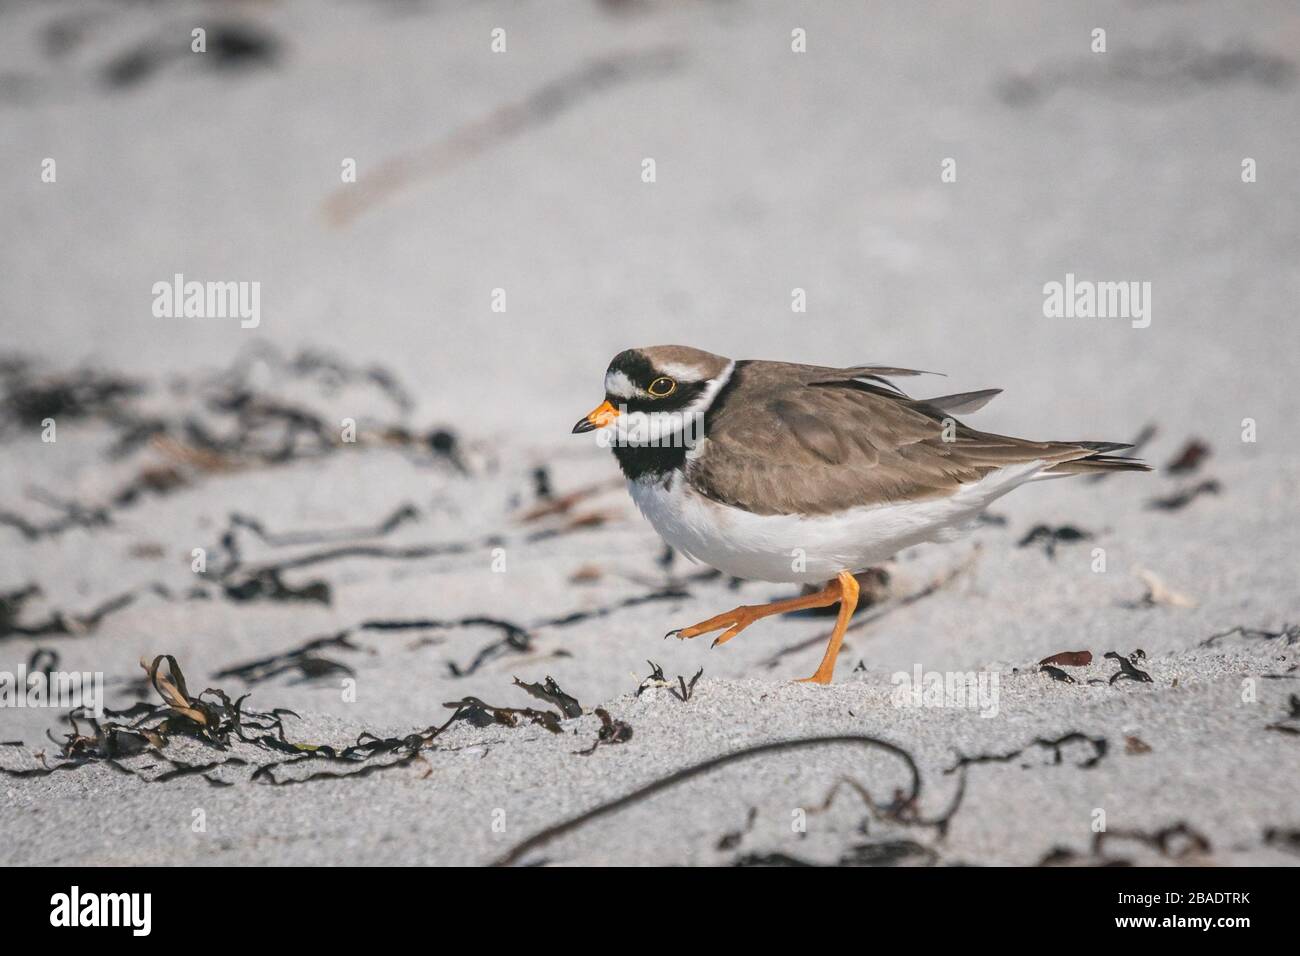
[686,361,1137,516]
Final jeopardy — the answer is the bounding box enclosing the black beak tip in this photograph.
[572,418,596,434]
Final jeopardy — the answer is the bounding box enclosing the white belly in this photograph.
[627,463,1047,584]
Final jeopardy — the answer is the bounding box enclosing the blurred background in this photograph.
[3,0,1298,444]
[3,0,1300,868]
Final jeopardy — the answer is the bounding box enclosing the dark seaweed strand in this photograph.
[492,733,920,866]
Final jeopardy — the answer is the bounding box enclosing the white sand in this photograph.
[1,0,1298,865]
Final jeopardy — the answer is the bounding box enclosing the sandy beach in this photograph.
[2,0,1298,866]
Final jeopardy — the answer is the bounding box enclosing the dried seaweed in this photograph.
[251,749,424,786]
[1017,524,1091,558]
[1265,694,1300,735]
[153,756,250,785]
[44,348,426,465]
[671,667,703,702]
[810,764,968,840]
[0,759,103,780]
[735,839,939,867]
[1199,623,1299,649]
[1148,479,1221,511]
[222,568,332,605]
[216,542,479,597]
[108,464,188,508]
[2,348,453,551]
[362,614,561,678]
[0,492,111,540]
[204,501,511,600]
[1125,736,1152,755]
[573,708,632,756]
[6,665,218,774]
[1166,439,1211,475]
[208,512,626,605]
[103,22,278,90]
[1039,665,1077,684]
[1263,827,1300,855]
[0,584,153,641]
[636,660,669,696]
[1038,847,1126,866]
[493,734,929,866]
[530,466,553,501]
[1105,650,1153,685]
[0,359,141,431]
[715,807,757,851]
[1039,650,1092,667]
[0,585,39,634]
[732,851,815,867]
[220,615,570,715]
[513,676,583,718]
[635,660,704,701]
[947,731,1108,774]
[446,621,532,677]
[226,504,419,548]
[27,647,58,677]
[1039,650,1097,683]
[998,38,1293,108]
[0,654,463,786]
[1079,822,1211,864]
[213,631,359,685]
[1260,666,1299,681]
[443,696,563,734]
[837,840,938,866]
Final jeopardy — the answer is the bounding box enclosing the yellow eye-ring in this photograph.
[647,376,676,397]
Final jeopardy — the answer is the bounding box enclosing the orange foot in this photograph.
[666,570,861,684]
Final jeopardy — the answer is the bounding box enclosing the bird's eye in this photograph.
[647,376,676,397]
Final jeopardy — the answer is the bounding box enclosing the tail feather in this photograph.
[1045,447,1151,475]
[1072,440,1135,454]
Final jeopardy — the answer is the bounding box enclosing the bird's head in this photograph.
[571,345,734,438]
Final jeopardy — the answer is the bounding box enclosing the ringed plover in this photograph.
[573,346,1148,684]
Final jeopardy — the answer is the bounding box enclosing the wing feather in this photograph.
[687,362,1133,516]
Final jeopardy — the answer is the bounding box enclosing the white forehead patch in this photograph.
[655,361,706,381]
[604,369,638,399]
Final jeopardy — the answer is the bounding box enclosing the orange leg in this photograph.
[795,571,860,685]
[667,578,843,648]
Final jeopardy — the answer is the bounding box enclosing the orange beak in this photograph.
[572,400,619,434]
